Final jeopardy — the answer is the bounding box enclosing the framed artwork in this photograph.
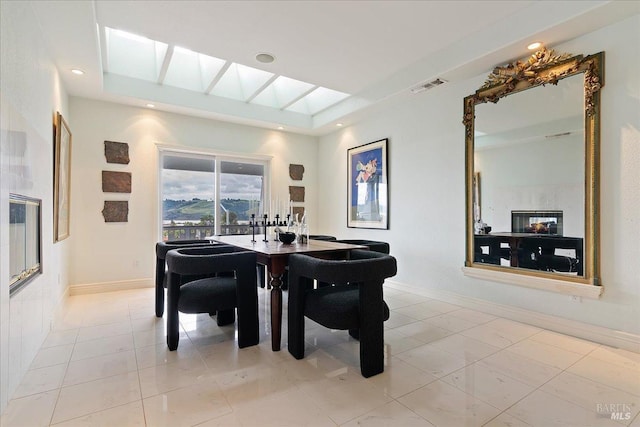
[54,112,72,242]
[347,138,388,229]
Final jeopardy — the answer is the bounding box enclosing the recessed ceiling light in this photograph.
[527,42,542,50]
[336,123,344,127]
[71,69,84,75]
[146,103,155,108]
[255,53,276,64]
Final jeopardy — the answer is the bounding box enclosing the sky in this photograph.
[162,169,263,201]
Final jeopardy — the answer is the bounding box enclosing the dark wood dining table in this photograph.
[208,235,366,351]
[477,232,583,272]
[481,232,535,267]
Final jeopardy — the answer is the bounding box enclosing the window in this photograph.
[159,149,269,241]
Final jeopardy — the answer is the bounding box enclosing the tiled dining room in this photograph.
[3,285,639,426]
[2,1,639,426]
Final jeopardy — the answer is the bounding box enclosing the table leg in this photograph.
[508,238,519,267]
[268,271,283,351]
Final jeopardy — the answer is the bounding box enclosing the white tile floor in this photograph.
[2,286,639,426]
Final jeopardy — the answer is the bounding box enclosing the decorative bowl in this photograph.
[278,232,296,244]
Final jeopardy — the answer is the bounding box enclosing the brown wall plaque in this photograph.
[289,186,305,202]
[289,164,304,180]
[102,201,128,222]
[104,141,130,164]
[102,171,132,193]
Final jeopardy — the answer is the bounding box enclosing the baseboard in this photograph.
[69,278,153,296]
[385,279,640,353]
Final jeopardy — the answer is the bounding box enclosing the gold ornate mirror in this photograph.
[463,48,604,294]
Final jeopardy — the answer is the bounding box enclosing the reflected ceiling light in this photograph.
[336,123,344,127]
[71,69,84,75]
[146,103,155,108]
[527,41,543,50]
[277,126,284,130]
[255,53,276,63]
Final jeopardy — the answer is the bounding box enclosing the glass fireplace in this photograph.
[10,194,42,296]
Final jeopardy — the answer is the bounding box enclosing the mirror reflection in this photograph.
[464,48,603,287]
[473,74,585,276]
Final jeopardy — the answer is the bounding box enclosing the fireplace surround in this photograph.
[511,210,563,235]
[9,193,42,296]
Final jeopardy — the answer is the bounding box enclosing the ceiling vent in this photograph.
[545,131,572,139]
[410,78,447,94]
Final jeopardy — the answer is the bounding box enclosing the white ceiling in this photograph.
[29,0,638,135]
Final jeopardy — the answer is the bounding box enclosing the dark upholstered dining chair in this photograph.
[308,235,337,241]
[521,236,583,275]
[287,249,397,377]
[155,240,214,317]
[473,235,509,265]
[334,239,390,254]
[315,239,389,288]
[165,245,259,351]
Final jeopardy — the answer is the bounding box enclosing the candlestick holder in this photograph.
[263,214,269,242]
[247,213,291,242]
[249,214,257,242]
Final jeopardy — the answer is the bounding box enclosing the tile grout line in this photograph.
[47,325,79,426]
[129,301,148,427]
[480,339,603,425]
[403,325,587,425]
[49,304,142,424]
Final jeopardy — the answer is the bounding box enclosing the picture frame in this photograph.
[347,138,388,229]
[54,112,72,242]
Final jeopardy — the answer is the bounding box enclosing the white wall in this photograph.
[476,135,584,237]
[68,98,318,288]
[0,0,69,412]
[318,16,640,336]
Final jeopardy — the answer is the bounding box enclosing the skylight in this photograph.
[106,27,168,82]
[163,47,226,92]
[103,27,350,115]
[285,87,350,115]
[210,63,274,102]
[251,76,315,109]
